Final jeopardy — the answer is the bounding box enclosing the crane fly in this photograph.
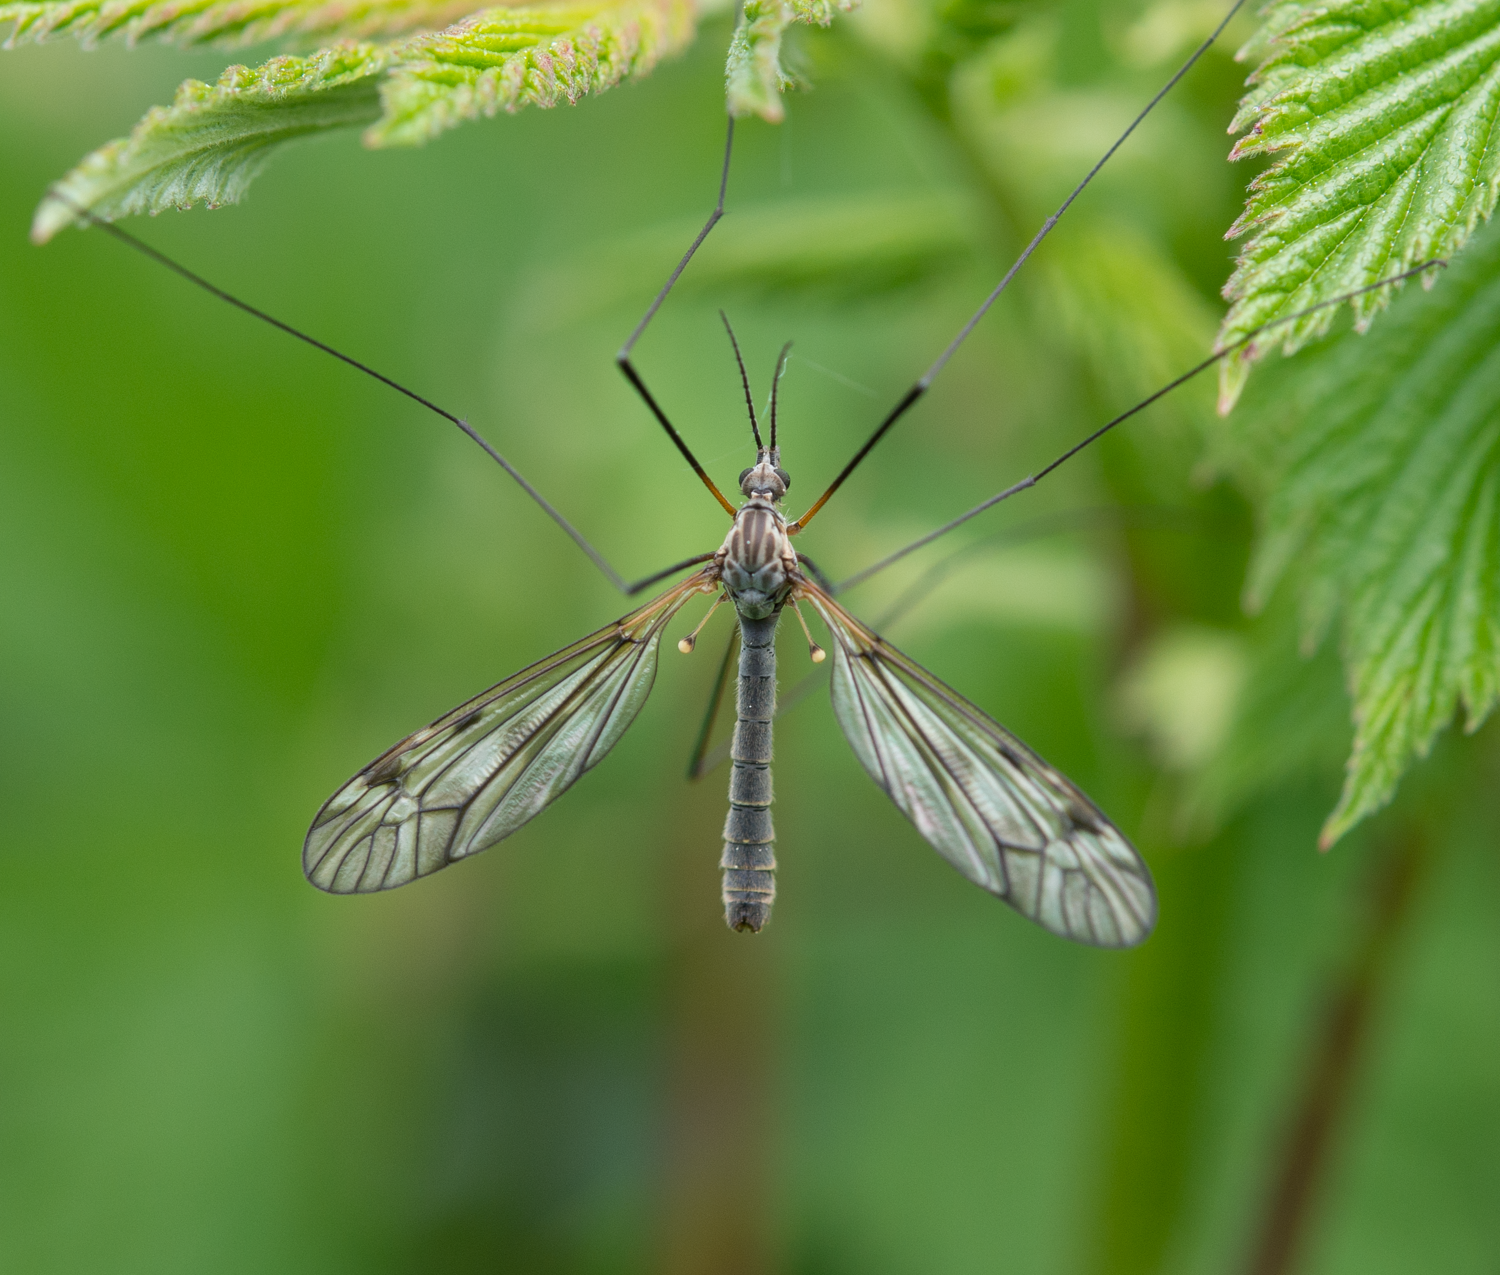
[44,0,1441,944]
[301,329,1154,943]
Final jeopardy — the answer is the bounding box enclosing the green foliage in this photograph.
[5,0,869,226]
[724,0,857,121]
[25,0,696,240]
[6,7,1500,1273]
[1224,218,1500,846]
[0,0,472,47]
[7,0,868,230]
[1219,0,1500,409]
[31,45,386,241]
[372,0,696,143]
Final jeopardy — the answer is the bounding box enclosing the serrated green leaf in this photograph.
[1227,216,1500,847]
[1218,0,1500,410]
[373,0,694,145]
[15,0,846,224]
[0,0,472,49]
[725,0,857,122]
[32,43,387,242]
[30,0,694,240]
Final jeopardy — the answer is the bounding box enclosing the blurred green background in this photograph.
[1,3,1497,1272]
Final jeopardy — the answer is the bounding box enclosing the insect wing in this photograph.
[305,572,713,893]
[801,586,1155,947]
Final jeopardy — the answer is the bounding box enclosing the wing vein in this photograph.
[799,580,1155,947]
[304,570,712,893]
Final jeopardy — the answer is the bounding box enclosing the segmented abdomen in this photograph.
[722,613,778,932]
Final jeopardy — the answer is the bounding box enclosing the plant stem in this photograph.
[1245,828,1426,1275]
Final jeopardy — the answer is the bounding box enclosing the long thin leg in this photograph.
[686,625,740,780]
[617,117,740,517]
[791,0,1252,533]
[832,261,1447,593]
[51,190,715,599]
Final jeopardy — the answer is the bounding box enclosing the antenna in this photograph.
[769,342,792,452]
[720,311,763,450]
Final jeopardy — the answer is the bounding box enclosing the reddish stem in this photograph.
[1246,830,1425,1275]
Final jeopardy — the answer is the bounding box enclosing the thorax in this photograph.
[717,499,797,620]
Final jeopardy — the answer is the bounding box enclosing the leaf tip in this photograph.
[1319,793,1361,851]
[1217,353,1249,415]
[29,189,76,244]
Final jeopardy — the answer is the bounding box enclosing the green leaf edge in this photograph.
[725,0,857,122]
[1217,0,1500,411]
[0,0,477,52]
[29,0,697,241]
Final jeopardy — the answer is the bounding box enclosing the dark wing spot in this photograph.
[1059,798,1104,835]
[996,741,1028,768]
[451,709,481,733]
[366,753,406,786]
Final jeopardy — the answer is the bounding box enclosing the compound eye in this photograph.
[738,467,754,487]
[775,468,791,491]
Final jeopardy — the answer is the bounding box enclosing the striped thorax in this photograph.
[715,451,798,620]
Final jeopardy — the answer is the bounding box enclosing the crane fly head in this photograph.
[739,448,790,503]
